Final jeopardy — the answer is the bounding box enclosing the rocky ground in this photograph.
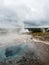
[0,34,49,65]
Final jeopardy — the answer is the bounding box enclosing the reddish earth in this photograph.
[21,34,49,65]
[31,40,49,65]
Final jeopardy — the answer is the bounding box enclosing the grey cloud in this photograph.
[0,0,49,28]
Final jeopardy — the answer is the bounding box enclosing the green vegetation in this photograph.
[27,28,49,33]
[33,32,49,41]
[26,28,49,42]
[27,28,42,32]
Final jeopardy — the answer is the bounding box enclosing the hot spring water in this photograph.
[0,28,29,61]
[0,30,37,62]
[0,43,27,61]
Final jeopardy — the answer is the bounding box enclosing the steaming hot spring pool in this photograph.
[0,34,35,61]
[0,34,44,65]
[0,40,37,62]
[0,42,28,60]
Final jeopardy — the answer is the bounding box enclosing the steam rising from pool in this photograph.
[0,33,37,62]
[0,26,30,61]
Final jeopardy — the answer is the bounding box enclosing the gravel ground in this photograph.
[0,34,49,65]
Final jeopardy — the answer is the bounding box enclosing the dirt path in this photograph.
[28,36,49,65]
[16,34,49,65]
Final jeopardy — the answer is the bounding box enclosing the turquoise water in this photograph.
[0,43,29,61]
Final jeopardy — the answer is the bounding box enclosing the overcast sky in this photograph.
[0,0,49,28]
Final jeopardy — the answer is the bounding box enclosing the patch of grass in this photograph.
[32,32,49,42]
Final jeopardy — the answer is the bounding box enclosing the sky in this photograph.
[0,0,49,28]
